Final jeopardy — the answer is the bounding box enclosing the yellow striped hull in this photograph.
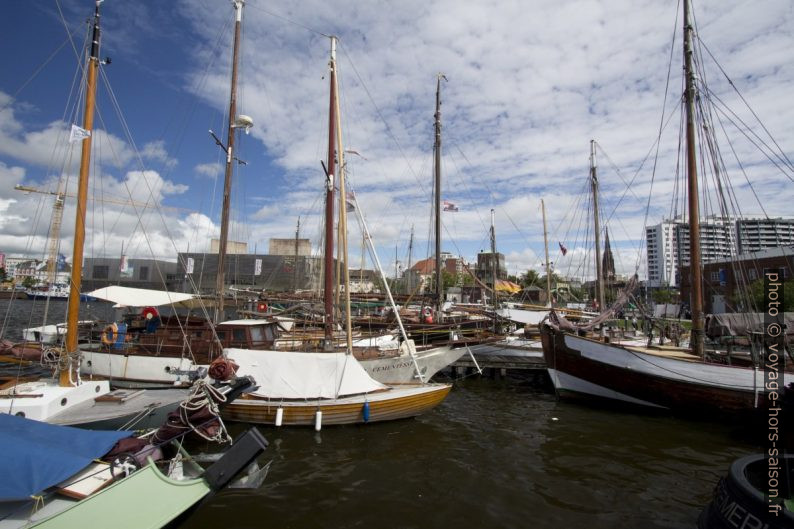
[222,383,452,426]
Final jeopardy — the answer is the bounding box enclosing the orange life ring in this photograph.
[101,323,118,345]
[257,302,268,312]
[141,306,159,320]
[422,307,432,318]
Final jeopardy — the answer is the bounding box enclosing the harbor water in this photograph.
[186,378,755,528]
[0,299,758,528]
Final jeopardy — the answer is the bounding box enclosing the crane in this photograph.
[15,184,193,285]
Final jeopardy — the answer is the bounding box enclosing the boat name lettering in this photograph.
[371,361,414,372]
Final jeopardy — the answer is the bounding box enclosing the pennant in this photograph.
[345,191,356,212]
[443,200,459,212]
[69,124,91,143]
[558,242,568,256]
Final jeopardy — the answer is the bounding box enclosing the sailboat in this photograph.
[0,375,268,529]
[76,41,462,387]
[221,36,452,429]
[0,1,187,428]
[539,0,793,415]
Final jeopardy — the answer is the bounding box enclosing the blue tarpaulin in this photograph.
[0,413,132,502]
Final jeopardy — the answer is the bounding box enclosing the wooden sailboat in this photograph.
[539,0,793,415]
[0,375,268,529]
[0,1,187,428]
[222,36,452,429]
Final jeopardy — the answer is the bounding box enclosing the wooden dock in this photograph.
[451,337,547,378]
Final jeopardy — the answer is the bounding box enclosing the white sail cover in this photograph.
[85,285,196,307]
[225,348,388,399]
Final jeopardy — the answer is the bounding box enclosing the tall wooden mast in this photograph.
[323,36,338,348]
[590,139,605,311]
[542,199,552,307]
[215,0,244,322]
[683,0,704,357]
[63,0,102,386]
[433,74,445,312]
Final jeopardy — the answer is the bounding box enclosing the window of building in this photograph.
[139,266,149,281]
[93,265,109,279]
[748,268,757,281]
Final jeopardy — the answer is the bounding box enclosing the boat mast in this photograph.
[323,36,338,349]
[63,0,102,387]
[683,0,704,357]
[406,225,414,294]
[490,208,498,331]
[333,50,354,353]
[215,0,244,322]
[542,199,552,307]
[293,217,300,291]
[433,74,445,313]
[590,139,605,312]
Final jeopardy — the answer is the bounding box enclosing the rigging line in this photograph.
[636,0,681,274]
[448,143,541,264]
[245,2,331,38]
[700,86,794,182]
[696,35,794,172]
[93,79,214,352]
[337,43,430,198]
[54,0,90,72]
[0,33,75,114]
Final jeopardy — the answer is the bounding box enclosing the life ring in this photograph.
[257,302,268,313]
[141,306,159,320]
[101,323,119,345]
[422,307,433,324]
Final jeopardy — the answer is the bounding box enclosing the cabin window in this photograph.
[233,328,247,342]
[216,331,228,343]
[249,326,264,342]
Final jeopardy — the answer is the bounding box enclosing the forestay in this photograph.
[225,348,388,399]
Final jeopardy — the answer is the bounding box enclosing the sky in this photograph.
[0,0,792,284]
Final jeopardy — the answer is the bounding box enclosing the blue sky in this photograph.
[0,0,792,282]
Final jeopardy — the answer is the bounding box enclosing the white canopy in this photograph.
[85,286,197,308]
[225,348,388,399]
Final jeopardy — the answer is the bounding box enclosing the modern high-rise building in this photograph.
[736,217,794,254]
[645,215,792,287]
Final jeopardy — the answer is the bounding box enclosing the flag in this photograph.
[443,200,459,212]
[56,253,67,271]
[558,242,568,256]
[69,124,91,143]
[254,258,262,276]
[185,257,195,274]
[345,191,356,212]
[119,254,133,278]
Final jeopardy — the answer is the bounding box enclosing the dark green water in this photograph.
[0,299,759,528]
[183,376,756,529]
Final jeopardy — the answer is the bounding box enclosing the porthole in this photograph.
[60,398,68,406]
[95,385,101,393]
[15,412,25,417]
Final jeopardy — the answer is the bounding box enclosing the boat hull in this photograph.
[363,345,465,383]
[540,324,791,415]
[222,383,452,426]
[1,381,187,430]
